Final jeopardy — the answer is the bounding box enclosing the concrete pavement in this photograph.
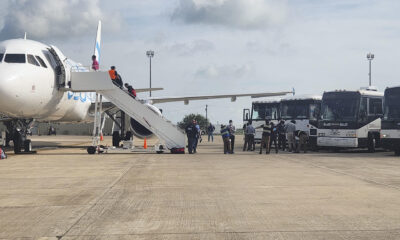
[0,136,400,239]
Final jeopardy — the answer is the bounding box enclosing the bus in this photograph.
[280,95,322,149]
[243,100,280,143]
[317,88,384,152]
[381,86,400,155]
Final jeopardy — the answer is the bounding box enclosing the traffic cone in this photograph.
[143,137,147,149]
[100,133,104,141]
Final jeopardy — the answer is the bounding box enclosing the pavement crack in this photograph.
[55,158,140,239]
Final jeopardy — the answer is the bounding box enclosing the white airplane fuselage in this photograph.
[0,39,92,122]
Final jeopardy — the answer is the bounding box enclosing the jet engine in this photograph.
[129,103,162,138]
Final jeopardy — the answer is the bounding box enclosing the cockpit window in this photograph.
[27,54,40,66]
[35,56,47,68]
[43,51,57,69]
[0,54,3,62]
[4,54,26,63]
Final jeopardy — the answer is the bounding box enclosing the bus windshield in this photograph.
[281,102,308,119]
[321,97,359,121]
[384,91,400,120]
[252,103,279,120]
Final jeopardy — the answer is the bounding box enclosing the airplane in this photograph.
[0,21,292,153]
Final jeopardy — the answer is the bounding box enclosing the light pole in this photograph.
[146,50,155,97]
[367,52,374,87]
[205,105,208,123]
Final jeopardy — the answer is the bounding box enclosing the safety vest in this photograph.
[108,69,116,80]
[262,123,272,135]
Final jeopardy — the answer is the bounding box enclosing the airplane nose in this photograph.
[0,65,24,116]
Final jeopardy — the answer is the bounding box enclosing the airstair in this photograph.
[69,71,186,153]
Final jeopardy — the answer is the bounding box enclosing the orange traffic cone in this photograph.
[143,137,147,149]
[100,133,104,141]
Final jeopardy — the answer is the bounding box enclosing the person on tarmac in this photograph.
[277,119,286,151]
[243,121,255,151]
[296,131,308,153]
[207,123,215,142]
[185,120,198,154]
[193,120,201,153]
[91,55,99,71]
[286,120,296,152]
[269,122,278,154]
[228,120,236,154]
[248,121,256,151]
[220,124,231,154]
[243,123,250,151]
[257,119,272,154]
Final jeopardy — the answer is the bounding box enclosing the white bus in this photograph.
[381,86,400,155]
[243,95,321,148]
[317,88,384,152]
[280,95,322,149]
[243,100,280,143]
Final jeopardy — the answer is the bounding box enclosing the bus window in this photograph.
[359,97,368,121]
[368,98,383,115]
[309,104,320,120]
[252,104,266,120]
[0,53,3,62]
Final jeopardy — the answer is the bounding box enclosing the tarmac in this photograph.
[1,135,400,239]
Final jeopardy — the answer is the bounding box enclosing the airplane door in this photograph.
[48,45,68,88]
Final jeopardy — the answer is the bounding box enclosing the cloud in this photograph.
[0,0,118,40]
[195,64,252,79]
[172,0,288,29]
[168,40,215,56]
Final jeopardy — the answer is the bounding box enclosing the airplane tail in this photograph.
[93,20,102,64]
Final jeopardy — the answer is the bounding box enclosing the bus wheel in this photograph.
[395,148,400,156]
[367,135,376,153]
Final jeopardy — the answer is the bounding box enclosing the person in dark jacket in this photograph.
[207,123,215,142]
[277,120,286,151]
[220,124,231,154]
[269,122,278,153]
[124,83,136,99]
[185,120,198,154]
[228,120,236,154]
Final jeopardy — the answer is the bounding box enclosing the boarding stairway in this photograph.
[69,71,186,152]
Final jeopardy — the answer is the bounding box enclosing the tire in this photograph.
[367,135,376,153]
[87,146,96,154]
[13,131,23,154]
[156,151,164,154]
[395,148,400,156]
[24,139,32,152]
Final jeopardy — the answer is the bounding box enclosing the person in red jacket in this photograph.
[124,83,136,98]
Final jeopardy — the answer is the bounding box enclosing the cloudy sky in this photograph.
[1,0,399,125]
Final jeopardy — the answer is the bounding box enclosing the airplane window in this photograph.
[4,54,26,63]
[27,54,40,66]
[0,54,3,62]
[35,56,47,68]
[43,51,57,69]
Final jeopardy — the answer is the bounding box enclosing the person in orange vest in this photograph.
[108,66,123,88]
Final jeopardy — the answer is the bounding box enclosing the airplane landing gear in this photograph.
[9,120,36,154]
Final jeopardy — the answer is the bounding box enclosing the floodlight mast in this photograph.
[367,52,374,87]
[146,50,155,97]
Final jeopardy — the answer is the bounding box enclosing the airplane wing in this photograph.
[136,88,163,93]
[149,91,293,105]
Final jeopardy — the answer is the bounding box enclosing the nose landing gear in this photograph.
[7,120,36,154]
